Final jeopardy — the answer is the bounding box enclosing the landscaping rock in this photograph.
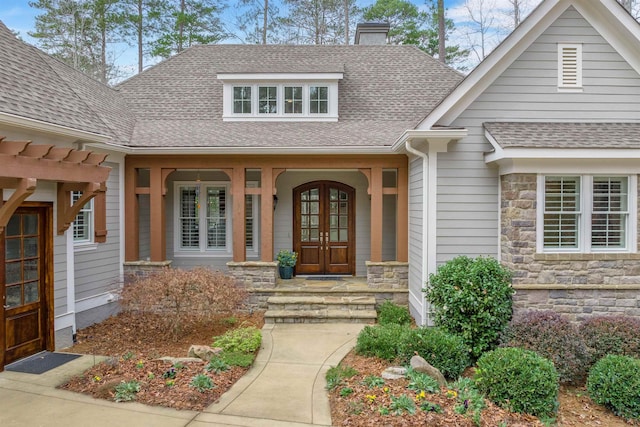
[381,366,407,380]
[410,355,447,388]
[187,345,222,361]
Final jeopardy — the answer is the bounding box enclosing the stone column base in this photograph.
[123,260,172,282]
[366,261,409,289]
[227,261,278,289]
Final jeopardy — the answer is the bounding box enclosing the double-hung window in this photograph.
[72,191,93,243]
[233,86,252,114]
[175,182,258,255]
[540,175,632,252]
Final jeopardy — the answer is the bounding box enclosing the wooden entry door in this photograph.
[1,205,53,369]
[294,181,355,275]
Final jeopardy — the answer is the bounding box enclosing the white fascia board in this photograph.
[0,111,112,143]
[84,144,394,155]
[489,155,640,175]
[217,73,344,81]
[417,0,566,129]
[392,129,468,152]
[487,147,640,161]
[572,0,640,75]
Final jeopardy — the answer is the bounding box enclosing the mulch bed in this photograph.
[59,310,264,411]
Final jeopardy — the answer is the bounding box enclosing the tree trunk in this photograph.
[138,0,143,73]
[178,0,186,52]
[262,0,268,44]
[344,0,349,45]
[438,0,445,63]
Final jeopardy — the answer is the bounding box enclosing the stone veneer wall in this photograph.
[226,261,278,289]
[366,261,409,289]
[501,174,640,321]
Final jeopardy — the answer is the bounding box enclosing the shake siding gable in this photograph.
[436,6,640,263]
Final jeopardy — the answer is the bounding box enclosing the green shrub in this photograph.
[587,355,640,420]
[114,380,141,402]
[398,327,471,379]
[213,326,262,353]
[501,310,589,385]
[205,357,230,373]
[326,365,358,391]
[219,351,255,367]
[424,256,514,359]
[377,301,412,326]
[579,316,640,367]
[354,324,410,361]
[406,368,440,394]
[190,374,215,392]
[474,347,559,418]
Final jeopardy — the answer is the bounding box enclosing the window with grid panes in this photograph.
[592,177,628,249]
[233,86,252,114]
[284,86,303,114]
[258,86,277,114]
[72,191,93,243]
[309,86,328,114]
[543,176,580,249]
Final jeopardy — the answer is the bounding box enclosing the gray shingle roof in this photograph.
[484,122,640,149]
[116,44,464,148]
[0,21,134,143]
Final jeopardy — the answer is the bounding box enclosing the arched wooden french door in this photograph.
[293,181,355,275]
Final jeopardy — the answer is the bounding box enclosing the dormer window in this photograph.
[558,43,583,91]
[233,86,252,114]
[218,73,342,121]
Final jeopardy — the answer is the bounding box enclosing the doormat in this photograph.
[310,277,343,281]
[5,352,82,375]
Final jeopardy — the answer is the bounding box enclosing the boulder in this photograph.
[381,366,407,380]
[410,355,447,388]
[187,345,222,362]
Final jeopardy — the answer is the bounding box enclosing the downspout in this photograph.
[404,139,430,326]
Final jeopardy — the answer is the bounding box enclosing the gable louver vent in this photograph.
[558,43,583,90]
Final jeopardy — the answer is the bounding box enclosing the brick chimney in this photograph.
[354,22,390,45]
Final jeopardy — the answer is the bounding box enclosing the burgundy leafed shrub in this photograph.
[579,315,640,367]
[501,310,590,385]
[120,267,247,340]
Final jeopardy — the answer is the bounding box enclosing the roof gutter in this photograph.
[404,139,430,325]
[0,111,112,143]
[82,143,397,155]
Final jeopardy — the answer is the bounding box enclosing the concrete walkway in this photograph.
[0,323,364,427]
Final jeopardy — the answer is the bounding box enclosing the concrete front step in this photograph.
[265,295,378,324]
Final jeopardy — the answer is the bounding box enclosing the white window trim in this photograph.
[173,181,260,257]
[174,181,231,256]
[557,43,583,92]
[222,82,339,121]
[72,191,94,246]
[246,181,260,256]
[536,174,637,253]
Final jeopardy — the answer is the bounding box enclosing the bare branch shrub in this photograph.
[120,267,248,340]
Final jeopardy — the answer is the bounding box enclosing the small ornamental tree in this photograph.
[424,256,514,359]
[120,267,247,340]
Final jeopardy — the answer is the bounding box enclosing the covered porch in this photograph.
[123,154,409,293]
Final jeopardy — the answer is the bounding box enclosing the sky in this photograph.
[0,0,539,78]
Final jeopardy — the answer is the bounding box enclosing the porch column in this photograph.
[370,167,383,262]
[396,166,408,262]
[149,167,166,261]
[260,167,274,262]
[124,162,139,261]
[232,167,246,262]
